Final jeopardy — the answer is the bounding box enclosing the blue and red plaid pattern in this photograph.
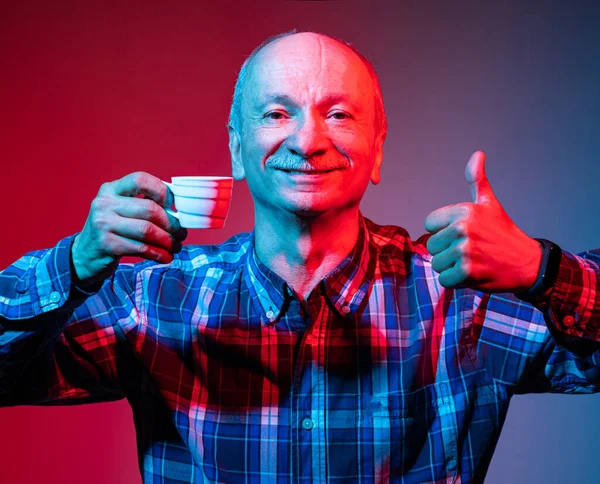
[1,213,599,483]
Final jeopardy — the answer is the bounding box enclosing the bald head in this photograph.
[228,31,387,142]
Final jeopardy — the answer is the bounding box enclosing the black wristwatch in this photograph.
[517,238,562,299]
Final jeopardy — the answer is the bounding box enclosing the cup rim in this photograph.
[172,176,233,184]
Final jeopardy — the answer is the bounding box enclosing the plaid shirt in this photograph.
[1,213,599,483]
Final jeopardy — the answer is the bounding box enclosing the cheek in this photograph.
[332,130,375,179]
[333,128,371,155]
[245,127,288,158]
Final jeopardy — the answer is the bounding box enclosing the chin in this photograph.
[279,192,347,217]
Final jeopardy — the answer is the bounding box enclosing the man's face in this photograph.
[229,33,384,217]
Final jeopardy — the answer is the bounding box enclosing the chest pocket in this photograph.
[356,382,457,481]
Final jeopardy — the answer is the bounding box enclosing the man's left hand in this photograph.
[424,151,543,293]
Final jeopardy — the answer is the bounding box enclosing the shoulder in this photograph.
[125,231,253,280]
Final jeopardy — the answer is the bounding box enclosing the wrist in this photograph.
[516,238,562,301]
[70,235,104,293]
[71,234,91,282]
[522,238,544,290]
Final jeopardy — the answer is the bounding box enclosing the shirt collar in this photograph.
[243,212,378,325]
[322,212,378,318]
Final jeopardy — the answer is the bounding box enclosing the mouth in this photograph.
[276,168,342,174]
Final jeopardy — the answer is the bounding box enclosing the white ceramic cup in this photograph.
[162,176,233,228]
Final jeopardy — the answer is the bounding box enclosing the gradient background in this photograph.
[1,1,599,482]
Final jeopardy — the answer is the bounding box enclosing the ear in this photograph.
[228,123,246,181]
[370,132,385,185]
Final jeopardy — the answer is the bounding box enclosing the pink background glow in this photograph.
[1,1,599,482]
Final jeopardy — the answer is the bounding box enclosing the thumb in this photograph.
[465,151,497,205]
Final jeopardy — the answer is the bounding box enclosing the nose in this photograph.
[284,110,329,159]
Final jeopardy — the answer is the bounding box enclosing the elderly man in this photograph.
[0,31,599,483]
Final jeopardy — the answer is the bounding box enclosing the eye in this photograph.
[264,111,288,120]
[329,111,351,120]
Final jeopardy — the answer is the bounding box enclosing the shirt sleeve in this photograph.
[471,248,600,396]
[0,234,139,406]
[536,249,600,341]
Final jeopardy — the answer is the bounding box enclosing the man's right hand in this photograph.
[71,172,188,286]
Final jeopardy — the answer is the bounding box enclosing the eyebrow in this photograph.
[256,93,362,111]
[258,93,295,106]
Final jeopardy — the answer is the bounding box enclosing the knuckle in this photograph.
[146,203,161,221]
[101,233,115,253]
[137,220,153,238]
[92,213,110,231]
[137,197,157,218]
[137,197,153,216]
[131,171,149,188]
[91,195,111,212]
[459,204,473,218]
[136,241,149,255]
[97,182,111,195]
[454,221,468,238]
[133,171,156,189]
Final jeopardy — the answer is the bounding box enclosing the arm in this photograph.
[527,248,600,343]
[0,171,186,405]
[0,234,137,405]
[472,248,600,395]
[422,151,599,392]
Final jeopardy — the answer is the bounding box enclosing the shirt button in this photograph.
[49,291,60,303]
[265,310,274,320]
[341,305,351,314]
[563,315,576,327]
[301,418,314,430]
[305,334,313,345]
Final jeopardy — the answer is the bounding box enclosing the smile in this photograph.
[277,168,341,174]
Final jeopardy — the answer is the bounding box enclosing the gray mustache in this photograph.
[266,153,350,171]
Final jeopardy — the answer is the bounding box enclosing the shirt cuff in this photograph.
[29,233,100,315]
[545,250,600,341]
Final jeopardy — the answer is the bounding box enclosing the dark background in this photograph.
[1,1,599,482]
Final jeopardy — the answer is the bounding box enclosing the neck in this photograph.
[254,206,360,300]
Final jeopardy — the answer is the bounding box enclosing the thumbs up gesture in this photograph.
[424,151,543,293]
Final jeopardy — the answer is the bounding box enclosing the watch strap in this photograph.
[517,238,562,299]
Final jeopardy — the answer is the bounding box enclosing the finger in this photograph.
[113,196,188,241]
[465,151,495,205]
[108,216,183,253]
[105,232,175,264]
[109,172,173,208]
[438,261,470,289]
[431,243,460,274]
[426,230,452,256]
[427,220,471,255]
[424,203,469,234]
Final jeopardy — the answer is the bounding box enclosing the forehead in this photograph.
[243,33,373,108]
